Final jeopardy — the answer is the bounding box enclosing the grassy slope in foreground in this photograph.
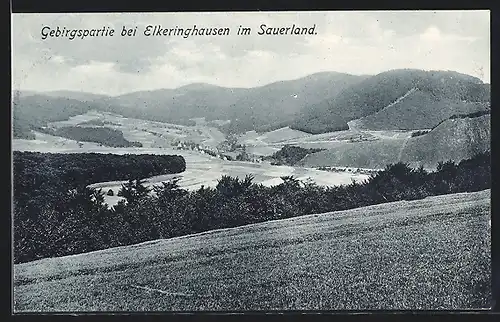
[14,190,491,311]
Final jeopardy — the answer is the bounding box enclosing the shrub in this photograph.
[411,130,430,137]
[12,150,490,264]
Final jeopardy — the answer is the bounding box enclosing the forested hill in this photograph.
[13,152,186,191]
[12,93,116,139]
[13,72,364,138]
[92,71,366,133]
[291,69,490,133]
[39,126,144,148]
[13,69,490,137]
[221,72,367,133]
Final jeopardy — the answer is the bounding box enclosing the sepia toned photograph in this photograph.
[11,10,491,312]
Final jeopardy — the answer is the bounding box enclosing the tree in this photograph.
[435,160,458,193]
[118,179,151,204]
[279,176,301,190]
[153,178,187,203]
[216,174,254,198]
[236,145,250,161]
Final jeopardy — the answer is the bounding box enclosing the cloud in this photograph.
[420,25,478,43]
[420,26,442,41]
[11,11,490,95]
[13,13,174,75]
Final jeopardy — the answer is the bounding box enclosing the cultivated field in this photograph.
[15,110,415,158]
[238,126,414,154]
[13,189,491,311]
[46,110,227,149]
[13,112,371,207]
[89,160,366,193]
[14,131,369,208]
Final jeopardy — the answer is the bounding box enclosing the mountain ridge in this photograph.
[13,68,491,138]
[291,69,490,133]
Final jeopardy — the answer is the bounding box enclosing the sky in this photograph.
[11,10,490,96]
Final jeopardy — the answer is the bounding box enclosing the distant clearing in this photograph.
[89,160,368,208]
[46,110,227,150]
[12,111,490,208]
[12,113,370,209]
[14,130,369,208]
[14,190,491,311]
[352,88,489,131]
[300,114,490,169]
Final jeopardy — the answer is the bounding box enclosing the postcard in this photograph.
[11,10,491,312]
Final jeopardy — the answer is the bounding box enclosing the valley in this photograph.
[13,90,490,207]
[13,110,374,208]
[11,67,492,311]
[13,69,490,172]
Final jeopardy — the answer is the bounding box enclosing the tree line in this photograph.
[265,145,326,166]
[38,126,143,148]
[13,150,490,264]
[431,110,490,131]
[13,151,186,209]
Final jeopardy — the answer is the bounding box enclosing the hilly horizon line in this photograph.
[13,68,488,99]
